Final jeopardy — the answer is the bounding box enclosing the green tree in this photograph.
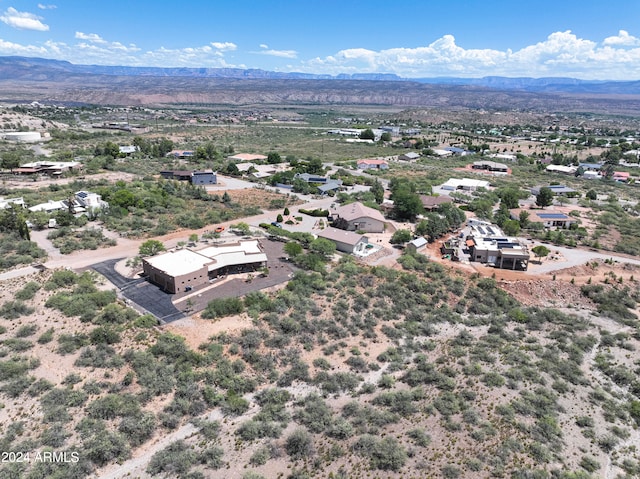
[390,229,412,244]
[0,204,30,240]
[370,180,385,204]
[498,188,522,209]
[519,210,530,229]
[391,189,423,221]
[586,189,597,201]
[284,242,303,258]
[267,152,282,164]
[276,214,283,223]
[139,240,165,257]
[502,219,521,236]
[360,129,375,140]
[1,151,21,170]
[380,132,392,142]
[309,238,336,259]
[535,187,554,208]
[531,245,550,263]
[306,157,324,175]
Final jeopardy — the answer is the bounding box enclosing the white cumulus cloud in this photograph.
[210,42,237,52]
[303,31,640,80]
[75,32,108,45]
[0,7,49,31]
[254,48,297,59]
[603,30,640,47]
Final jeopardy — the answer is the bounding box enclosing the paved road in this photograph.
[528,242,640,274]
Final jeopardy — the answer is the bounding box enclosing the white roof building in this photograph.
[0,197,25,209]
[441,178,490,191]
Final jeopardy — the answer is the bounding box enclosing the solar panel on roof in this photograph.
[537,213,567,219]
[477,226,485,235]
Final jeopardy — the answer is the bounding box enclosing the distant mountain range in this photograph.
[1,55,639,111]
[2,56,639,94]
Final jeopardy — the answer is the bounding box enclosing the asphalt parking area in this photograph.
[89,258,185,323]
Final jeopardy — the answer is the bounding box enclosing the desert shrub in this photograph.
[132,314,158,328]
[27,378,53,397]
[372,390,421,417]
[236,419,283,442]
[407,428,431,447]
[14,281,41,301]
[0,300,34,319]
[84,429,131,466]
[354,435,407,471]
[221,391,250,416]
[199,446,225,469]
[37,327,55,344]
[89,326,121,345]
[14,324,38,338]
[294,394,333,433]
[285,428,314,460]
[441,465,461,478]
[87,393,140,420]
[327,417,354,439]
[75,344,124,368]
[0,356,39,381]
[40,424,70,448]
[2,338,33,352]
[147,440,196,476]
[250,445,272,466]
[45,289,117,322]
[202,296,244,319]
[0,375,35,397]
[118,411,156,446]
[44,269,79,290]
[93,303,139,325]
[57,333,90,354]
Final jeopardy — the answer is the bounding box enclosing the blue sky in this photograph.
[1,0,639,80]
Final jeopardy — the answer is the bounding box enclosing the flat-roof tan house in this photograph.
[142,240,267,293]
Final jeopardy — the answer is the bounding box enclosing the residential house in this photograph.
[160,170,217,185]
[420,195,453,211]
[398,152,421,161]
[0,197,25,209]
[441,178,490,191]
[530,185,577,196]
[316,227,370,255]
[142,240,267,294]
[317,180,344,195]
[74,191,108,213]
[226,153,267,162]
[357,158,389,170]
[546,164,577,175]
[331,202,386,233]
[119,145,138,155]
[12,161,82,176]
[472,161,509,173]
[467,223,530,270]
[160,170,193,181]
[165,150,195,159]
[612,171,630,182]
[191,170,217,185]
[510,209,576,229]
